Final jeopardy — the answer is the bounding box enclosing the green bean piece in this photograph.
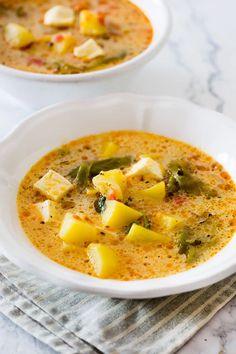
[69,156,133,179]
[75,162,92,189]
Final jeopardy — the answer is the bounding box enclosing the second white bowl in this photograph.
[0,0,170,109]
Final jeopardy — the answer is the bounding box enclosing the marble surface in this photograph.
[0,0,236,353]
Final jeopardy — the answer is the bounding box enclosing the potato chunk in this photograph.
[59,213,97,245]
[125,224,170,244]
[158,214,183,230]
[74,38,104,60]
[44,6,75,27]
[34,170,73,201]
[142,181,166,200]
[92,169,126,200]
[52,32,75,54]
[35,200,57,223]
[5,23,34,49]
[87,243,118,278]
[79,10,107,36]
[101,200,142,228]
[101,142,119,158]
[126,157,163,179]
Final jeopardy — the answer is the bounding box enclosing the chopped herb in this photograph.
[126,215,151,234]
[140,215,151,229]
[94,196,106,213]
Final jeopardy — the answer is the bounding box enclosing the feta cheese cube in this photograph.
[126,157,163,179]
[74,38,104,60]
[34,170,73,201]
[44,6,75,27]
[35,200,57,223]
[5,23,34,49]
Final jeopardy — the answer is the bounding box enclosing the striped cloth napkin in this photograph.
[0,255,236,354]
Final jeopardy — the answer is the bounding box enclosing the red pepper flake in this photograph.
[173,194,187,206]
[72,215,81,221]
[54,34,64,43]
[27,57,45,66]
[107,191,116,200]
[98,12,107,25]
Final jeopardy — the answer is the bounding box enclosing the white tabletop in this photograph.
[1,0,236,353]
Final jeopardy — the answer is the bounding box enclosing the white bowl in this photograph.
[0,94,236,299]
[0,0,170,109]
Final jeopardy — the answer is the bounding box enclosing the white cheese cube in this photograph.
[74,39,104,60]
[5,23,34,49]
[126,157,163,179]
[44,6,75,27]
[35,200,57,223]
[34,169,73,201]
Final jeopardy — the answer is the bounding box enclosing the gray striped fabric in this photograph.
[0,255,236,354]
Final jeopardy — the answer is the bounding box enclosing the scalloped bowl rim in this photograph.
[0,94,236,299]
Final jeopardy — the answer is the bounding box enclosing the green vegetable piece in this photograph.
[186,246,197,263]
[69,156,133,179]
[75,162,92,189]
[90,156,132,176]
[94,196,106,213]
[139,215,151,229]
[87,50,127,71]
[49,62,82,75]
[166,160,216,196]
[126,214,151,234]
[177,227,190,255]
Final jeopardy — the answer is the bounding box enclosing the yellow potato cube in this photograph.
[52,33,75,54]
[142,181,166,201]
[34,169,73,202]
[59,213,97,245]
[101,200,142,228]
[125,224,170,244]
[126,157,163,179]
[87,243,118,278]
[5,23,34,49]
[74,38,104,60]
[44,6,75,27]
[92,169,126,200]
[35,200,57,223]
[79,10,107,36]
[158,214,183,230]
[101,142,119,158]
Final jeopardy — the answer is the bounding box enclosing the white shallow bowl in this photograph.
[0,0,170,109]
[0,94,236,299]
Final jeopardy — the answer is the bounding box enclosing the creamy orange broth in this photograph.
[17,131,236,280]
[0,0,152,74]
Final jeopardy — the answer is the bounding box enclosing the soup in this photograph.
[0,0,152,74]
[17,131,236,280]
